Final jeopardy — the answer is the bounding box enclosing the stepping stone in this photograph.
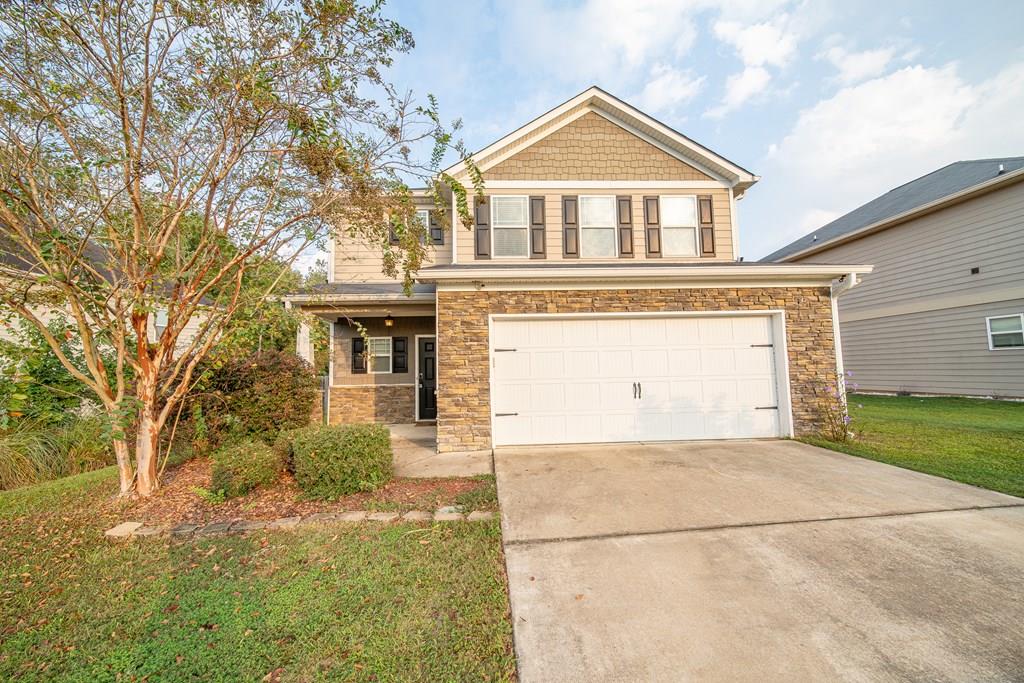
[170,523,200,536]
[197,521,232,535]
[231,520,268,532]
[270,516,302,530]
[467,511,495,522]
[133,525,166,537]
[434,509,464,522]
[366,511,399,522]
[337,511,367,522]
[436,505,461,515]
[105,521,142,538]
[401,510,432,522]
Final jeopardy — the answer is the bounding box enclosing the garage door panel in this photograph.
[490,315,786,446]
[600,381,636,410]
[531,351,566,378]
[634,348,669,376]
[668,349,702,376]
[565,351,600,377]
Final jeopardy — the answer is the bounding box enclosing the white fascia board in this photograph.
[281,292,436,304]
[782,167,1024,262]
[421,264,873,285]
[482,180,729,189]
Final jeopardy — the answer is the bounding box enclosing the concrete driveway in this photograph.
[495,440,1024,682]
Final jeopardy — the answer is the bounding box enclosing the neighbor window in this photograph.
[987,314,1024,349]
[368,337,392,372]
[660,196,699,256]
[579,195,617,258]
[491,195,529,257]
[153,308,168,339]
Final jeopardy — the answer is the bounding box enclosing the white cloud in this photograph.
[705,65,771,118]
[706,16,799,117]
[714,19,797,67]
[818,45,896,85]
[634,64,706,116]
[746,61,1024,258]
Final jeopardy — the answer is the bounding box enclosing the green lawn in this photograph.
[803,394,1024,498]
[0,468,515,682]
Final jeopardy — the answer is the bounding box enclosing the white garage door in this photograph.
[490,314,787,447]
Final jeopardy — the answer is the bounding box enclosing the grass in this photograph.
[803,394,1024,497]
[455,475,499,511]
[0,468,515,682]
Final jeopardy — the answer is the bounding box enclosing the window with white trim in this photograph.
[579,195,617,258]
[491,195,529,257]
[660,196,699,256]
[987,314,1024,349]
[154,308,168,339]
[416,209,430,243]
[368,337,392,373]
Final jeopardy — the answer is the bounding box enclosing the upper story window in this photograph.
[660,196,698,257]
[368,336,392,372]
[987,314,1024,349]
[579,196,617,258]
[491,195,529,258]
[416,209,430,239]
[153,308,168,340]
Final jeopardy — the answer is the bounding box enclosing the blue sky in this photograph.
[367,0,1024,260]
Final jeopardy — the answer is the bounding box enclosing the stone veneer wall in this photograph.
[436,287,836,453]
[328,385,415,425]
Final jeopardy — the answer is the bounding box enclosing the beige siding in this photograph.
[841,300,1024,398]
[795,180,1024,397]
[332,315,435,387]
[456,189,735,263]
[332,207,453,284]
[797,180,1024,315]
[485,112,713,182]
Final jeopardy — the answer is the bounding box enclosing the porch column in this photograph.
[296,321,314,364]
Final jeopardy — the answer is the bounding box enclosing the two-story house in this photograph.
[284,87,871,453]
[763,157,1024,398]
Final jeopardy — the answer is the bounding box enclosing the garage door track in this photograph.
[495,440,1024,682]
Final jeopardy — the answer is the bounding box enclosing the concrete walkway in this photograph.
[495,440,1024,682]
[389,424,491,478]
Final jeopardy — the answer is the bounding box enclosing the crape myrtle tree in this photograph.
[0,0,481,497]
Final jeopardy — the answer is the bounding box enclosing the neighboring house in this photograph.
[284,87,871,453]
[763,157,1024,398]
[0,239,205,351]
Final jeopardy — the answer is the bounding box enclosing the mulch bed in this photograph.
[107,457,487,527]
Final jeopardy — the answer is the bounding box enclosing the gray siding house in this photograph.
[763,157,1024,398]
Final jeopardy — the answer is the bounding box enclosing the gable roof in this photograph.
[763,157,1024,262]
[443,86,759,194]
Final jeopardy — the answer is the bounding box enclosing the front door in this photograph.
[417,337,437,420]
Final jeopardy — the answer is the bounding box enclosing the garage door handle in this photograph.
[638,382,642,399]
[755,406,778,410]
[633,382,637,399]
[495,412,518,417]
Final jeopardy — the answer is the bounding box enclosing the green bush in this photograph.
[0,416,115,490]
[209,440,284,499]
[186,351,320,449]
[288,423,392,500]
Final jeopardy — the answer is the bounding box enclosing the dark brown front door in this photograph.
[418,337,437,420]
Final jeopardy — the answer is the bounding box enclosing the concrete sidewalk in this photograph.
[389,424,491,478]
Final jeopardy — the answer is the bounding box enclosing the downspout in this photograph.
[830,272,860,390]
[451,191,458,265]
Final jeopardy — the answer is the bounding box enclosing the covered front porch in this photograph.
[286,283,439,425]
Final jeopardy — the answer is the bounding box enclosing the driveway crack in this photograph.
[503,502,1024,547]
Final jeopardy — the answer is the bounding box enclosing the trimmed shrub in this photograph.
[289,423,392,500]
[186,351,320,449]
[209,439,285,499]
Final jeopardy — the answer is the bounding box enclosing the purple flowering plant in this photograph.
[818,371,859,442]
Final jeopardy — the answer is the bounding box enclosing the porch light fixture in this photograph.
[384,314,395,328]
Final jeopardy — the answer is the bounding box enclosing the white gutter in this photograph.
[280,292,437,304]
[782,166,1024,262]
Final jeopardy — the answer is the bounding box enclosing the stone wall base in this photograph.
[328,385,415,424]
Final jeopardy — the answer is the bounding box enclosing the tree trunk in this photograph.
[135,409,160,497]
[112,438,135,497]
